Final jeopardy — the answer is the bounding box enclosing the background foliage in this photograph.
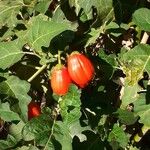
[0,0,150,149]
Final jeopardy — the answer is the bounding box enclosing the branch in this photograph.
[27,64,47,82]
[43,113,57,150]
[140,32,149,44]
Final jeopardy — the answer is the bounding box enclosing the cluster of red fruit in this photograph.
[51,52,95,96]
[27,52,94,120]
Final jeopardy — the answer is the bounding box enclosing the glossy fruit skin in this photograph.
[67,53,94,88]
[51,65,71,96]
[28,101,41,120]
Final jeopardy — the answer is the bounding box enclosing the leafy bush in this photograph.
[0,0,150,150]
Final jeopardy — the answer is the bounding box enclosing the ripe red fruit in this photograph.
[50,65,71,96]
[28,101,41,120]
[67,52,94,88]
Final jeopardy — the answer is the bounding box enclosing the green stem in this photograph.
[43,114,57,150]
[23,52,41,58]
[27,64,47,82]
[58,50,61,65]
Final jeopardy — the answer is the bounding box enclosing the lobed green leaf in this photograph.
[23,15,76,53]
[108,124,129,149]
[0,0,24,28]
[0,40,24,70]
[0,76,31,121]
[59,84,81,125]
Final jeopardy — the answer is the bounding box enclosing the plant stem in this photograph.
[58,50,61,65]
[23,52,41,58]
[140,32,149,44]
[27,64,47,82]
[134,125,149,142]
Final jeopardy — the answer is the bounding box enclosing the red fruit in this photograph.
[28,101,41,120]
[67,52,94,88]
[50,65,71,96]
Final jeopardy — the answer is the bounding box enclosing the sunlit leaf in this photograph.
[35,0,52,14]
[121,83,141,109]
[0,0,24,27]
[120,44,150,108]
[122,44,150,77]
[108,124,129,149]
[133,8,150,32]
[0,41,24,70]
[23,15,75,52]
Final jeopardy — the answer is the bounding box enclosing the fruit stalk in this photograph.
[58,50,61,65]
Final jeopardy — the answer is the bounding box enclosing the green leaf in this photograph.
[122,44,150,78]
[49,30,74,51]
[15,145,39,150]
[69,121,91,142]
[80,11,93,22]
[0,102,20,122]
[98,50,118,69]
[23,115,72,150]
[135,104,150,126]
[0,0,24,27]
[9,121,25,141]
[0,122,25,149]
[121,83,140,109]
[134,94,150,126]
[0,27,14,42]
[23,15,75,52]
[128,146,139,150]
[23,114,54,146]
[120,44,150,108]
[59,84,81,125]
[108,124,129,149]
[85,28,102,47]
[0,76,31,121]
[0,40,24,70]
[73,130,105,150]
[0,135,17,150]
[133,8,150,32]
[115,109,138,125]
[106,22,128,37]
[69,0,114,23]
[93,0,114,23]
[69,0,81,16]
[54,121,72,150]
[97,53,115,80]
[52,6,77,28]
[35,0,52,14]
